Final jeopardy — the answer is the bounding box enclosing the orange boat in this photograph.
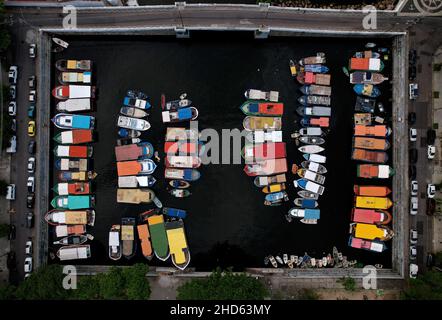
[354,125,391,137]
[298,72,331,85]
[137,224,153,260]
[353,137,390,150]
[116,160,157,176]
[353,185,392,196]
[352,148,388,163]
[351,208,392,225]
[357,164,395,179]
[301,117,329,128]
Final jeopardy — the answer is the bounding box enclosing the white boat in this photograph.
[109,225,122,261]
[301,161,327,174]
[276,256,283,264]
[283,254,288,264]
[244,89,279,102]
[294,179,325,195]
[246,130,283,143]
[298,136,325,145]
[303,153,327,163]
[298,190,319,200]
[311,258,316,267]
[56,98,91,112]
[299,127,323,136]
[52,37,69,49]
[57,245,91,261]
[297,106,331,117]
[269,255,278,268]
[298,145,324,154]
[117,116,151,131]
[297,169,326,184]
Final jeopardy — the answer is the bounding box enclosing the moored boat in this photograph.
[301,161,327,174]
[298,145,324,154]
[355,196,393,209]
[253,174,286,187]
[288,208,320,221]
[52,37,69,49]
[348,236,387,253]
[297,168,326,184]
[298,95,331,106]
[349,223,394,241]
[123,96,151,110]
[147,214,170,261]
[354,125,392,137]
[353,185,392,197]
[300,117,330,128]
[56,99,91,112]
[164,168,201,181]
[162,107,198,123]
[356,164,395,179]
[52,85,95,100]
[115,142,154,161]
[59,71,92,84]
[117,116,151,131]
[299,53,326,65]
[239,101,283,116]
[296,106,331,117]
[55,158,90,171]
[163,207,187,219]
[121,218,137,259]
[289,59,298,77]
[244,89,279,102]
[118,175,156,188]
[262,183,286,194]
[57,171,97,182]
[293,198,318,208]
[245,131,283,143]
[53,234,93,246]
[303,64,329,73]
[303,153,326,163]
[297,72,331,86]
[54,224,86,238]
[53,182,91,195]
[52,113,95,130]
[169,180,191,189]
[351,208,392,225]
[137,224,153,260]
[349,71,388,85]
[298,127,323,136]
[45,209,95,226]
[243,116,282,131]
[353,137,390,150]
[348,57,384,72]
[120,106,149,118]
[299,84,331,96]
[352,148,388,163]
[264,191,289,206]
[161,94,191,111]
[53,129,93,145]
[165,127,200,141]
[117,138,141,146]
[50,195,94,210]
[354,113,373,125]
[355,97,376,113]
[54,145,93,158]
[244,158,288,176]
[353,84,381,98]
[242,142,286,162]
[294,179,325,195]
[118,128,141,138]
[116,159,157,176]
[165,220,191,270]
[165,155,201,169]
[169,189,191,198]
[116,188,155,204]
[108,225,122,261]
[164,141,203,156]
[57,245,91,261]
[55,59,92,71]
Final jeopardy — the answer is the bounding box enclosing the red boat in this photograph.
[351,208,392,225]
[242,142,286,162]
[164,141,201,155]
[244,158,288,176]
[297,72,331,85]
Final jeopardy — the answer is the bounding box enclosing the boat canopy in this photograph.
[254,131,282,143]
[51,211,88,225]
[354,223,387,240]
[121,225,134,241]
[166,222,188,265]
[59,246,90,261]
[109,231,120,246]
[350,237,385,252]
[378,165,390,178]
[178,108,192,119]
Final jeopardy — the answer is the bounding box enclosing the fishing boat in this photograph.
[147,215,170,261]
[59,72,92,84]
[294,198,318,209]
[165,155,201,168]
[161,94,191,111]
[165,220,191,270]
[117,116,151,131]
[53,129,93,145]
[118,175,156,188]
[300,117,330,128]
[166,128,199,142]
[253,174,286,187]
[117,138,141,146]
[121,218,137,259]
[353,84,381,98]
[45,209,95,226]
[109,225,122,261]
[276,256,284,264]
[169,189,191,198]
[116,188,155,204]
[55,59,92,71]
[288,208,320,224]
[294,179,325,195]
[298,145,324,154]
[240,101,283,116]
[137,224,153,260]
[297,168,326,184]
[269,255,278,268]
[54,145,93,158]
[348,236,387,253]
[354,113,373,125]
[355,96,376,113]
[244,89,279,102]
[262,183,286,194]
[162,107,198,123]
[115,142,154,161]
[57,245,91,261]
[348,57,384,72]
[353,185,392,197]
[264,191,289,206]
[50,195,94,210]
[116,159,157,176]
[354,125,391,137]
[296,106,331,117]
[349,71,388,85]
[55,158,90,171]
[354,50,379,58]
[355,196,393,209]
[244,158,288,176]
[298,95,331,106]
[118,128,141,138]
[57,171,97,182]
[53,182,91,195]
[52,113,95,130]
[52,37,69,49]
[283,254,288,264]
[349,223,394,241]
[169,180,191,189]
[356,164,395,179]
[299,84,331,96]
[245,131,283,144]
[123,96,151,110]
[243,116,282,131]
[165,168,201,181]
[120,106,149,118]
[162,207,187,219]
[353,137,390,151]
[56,99,91,112]
[297,71,331,86]
[303,64,329,73]
[242,142,286,162]
[301,161,327,174]
[53,234,93,246]
[52,85,96,100]
[298,127,323,136]
[351,208,392,225]
[352,148,388,163]
[303,153,326,163]
[299,53,326,65]
[54,225,86,238]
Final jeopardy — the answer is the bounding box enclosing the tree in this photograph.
[71,275,100,300]
[123,263,151,300]
[0,284,16,300]
[177,269,268,300]
[338,277,357,292]
[297,288,320,300]
[402,271,442,300]
[0,223,8,238]
[97,266,126,300]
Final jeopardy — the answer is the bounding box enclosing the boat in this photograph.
[118,175,156,188]
[298,95,331,106]
[351,208,392,225]
[52,85,96,100]
[45,209,95,226]
[162,107,198,123]
[348,57,384,72]
[54,145,93,158]
[293,198,318,208]
[123,96,151,110]
[349,223,394,241]
[353,185,392,197]
[283,254,288,264]
[349,72,388,85]
[244,158,288,176]
[269,255,278,268]
[115,142,154,161]
[240,101,283,116]
[109,225,122,261]
[118,128,141,138]
[289,59,298,76]
[117,116,151,131]
[298,145,324,154]
[301,161,327,174]
[169,180,191,189]
[55,158,90,171]
[348,236,387,253]
[116,159,157,176]
[57,245,91,261]
[169,189,191,198]
[264,191,289,206]
[353,137,390,151]
[121,218,137,259]
[303,64,329,73]
[56,99,91,112]
[299,53,326,65]
[242,142,286,162]
[137,224,153,260]
[299,84,331,96]
[165,155,201,168]
[300,117,330,128]
[53,129,93,145]
[296,106,331,117]
[52,37,69,49]
[117,138,141,146]
[243,116,282,131]
[355,196,393,209]
[54,225,86,238]
[165,127,199,141]
[294,179,325,195]
[120,106,149,118]
[165,168,201,181]
[245,131,283,144]
[288,208,320,223]
[161,94,192,111]
[354,125,391,137]
[164,141,203,156]
[53,234,93,246]
[57,171,97,182]
[59,72,92,84]
[244,89,279,102]
[297,72,331,86]
[303,153,326,163]
[55,60,92,71]
[262,183,286,194]
[352,148,388,163]
[356,164,395,179]
[162,207,187,219]
[116,188,155,204]
[165,220,191,270]
[253,174,286,187]
[50,195,94,210]
[297,168,326,184]
[147,214,170,261]
[354,113,373,125]
[298,127,323,136]
[52,113,95,130]
[53,182,91,195]
[276,256,284,264]
[353,84,381,98]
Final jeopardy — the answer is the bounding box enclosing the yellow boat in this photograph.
[262,183,286,194]
[165,220,190,270]
[350,223,394,241]
[243,116,282,131]
[355,196,393,209]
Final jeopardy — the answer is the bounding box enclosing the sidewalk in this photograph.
[0,151,11,286]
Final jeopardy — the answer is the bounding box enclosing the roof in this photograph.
[166,223,187,264]
[109,231,120,246]
[354,223,386,240]
[178,108,192,119]
[69,85,91,99]
[304,209,320,219]
[59,246,90,261]
[72,115,91,129]
[117,161,142,176]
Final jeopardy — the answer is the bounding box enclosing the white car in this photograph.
[428,145,436,159]
[27,157,36,173]
[410,229,418,244]
[410,246,417,260]
[25,240,33,255]
[6,184,16,200]
[410,196,418,215]
[24,256,33,273]
[6,136,17,153]
[29,44,36,58]
[29,90,36,103]
[427,184,436,198]
[8,101,16,116]
[409,83,418,100]
[8,66,18,84]
[411,180,418,196]
[410,263,418,279]
[27,176,35,193]
[409,128,417,142]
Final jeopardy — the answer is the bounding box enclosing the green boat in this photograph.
[50,195,94,209]
[147,214,170,261]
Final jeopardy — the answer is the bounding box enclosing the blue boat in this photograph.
[162,107,199,123]
[353,84,381,98]
[162,207,187,219]
[123,96,151,110]
[139,159,157,174]
[52,113,95,130]
[138,142,155,159]
[165,168,201,181]
[118,128,141,138]
[354,96,376,113]
[288,208,320,220]
[264,191,289,206]
[303,64,329,73]
[293,198,318,208]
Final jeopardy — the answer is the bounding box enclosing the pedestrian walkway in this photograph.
[0,151,11,285]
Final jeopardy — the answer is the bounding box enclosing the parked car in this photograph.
[428,145,436,159]
[410,196,418,215]
[7,224,16,240]
[28,76,36,89]
[8,101,16,116]
[409,83,419,100]
[409,128,417,142]
[27,157,35,173]
[29,44,36,58]
[11,119,16,132]
[28,140,36,154]
[426,253,434,268]
[427,129,436,145]
[29,90,36,103]
[427,198,436,216]
[24,256,33,273]
[6,251,16,270]
[28,120,36,137]
[410,246,417,260]
[411,180,418,196]
[25,239,33,255]
[427,184,436,198]
[27,193,35,209]
[25,212,34,229]
[408,112,416,125]
[410,263,418,279]
[27,176,35,193]
[28,104,36,118]
[409,148,418,164]
[6,136,17,154]
[6,184,15,200]
[9,85,16,100]
[8,66,18,84]
[410,229,418,244]
[409,165,417,180]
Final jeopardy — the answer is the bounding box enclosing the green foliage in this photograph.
[1,111,13,150]
[0,179,8,196]
[0,284,16,300]
[71,275,100,300]
[297,288,320,300]
[97,266,127,300]
[177,269,268,300]
[0,223,9,238]
[123,263,151,299]
[435,252,442,267]
[338,277,357,292]
[402,271,442,300]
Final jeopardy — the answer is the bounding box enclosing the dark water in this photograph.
[49,33,393,270]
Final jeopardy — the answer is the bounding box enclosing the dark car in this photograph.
[409,65,417,81]
[28,140,36,154]
[427,198,436,216]
[426,253,434,268]
[7,224,16,240]
[27,193,35,209]
[28,104,36,118]
[408,112,417,125]
[409,165,417,180]
[7,251,16,270]
[409,148,418,164]
[26,212,34,228]
[427,129,436,145]
[9,85,16,100]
